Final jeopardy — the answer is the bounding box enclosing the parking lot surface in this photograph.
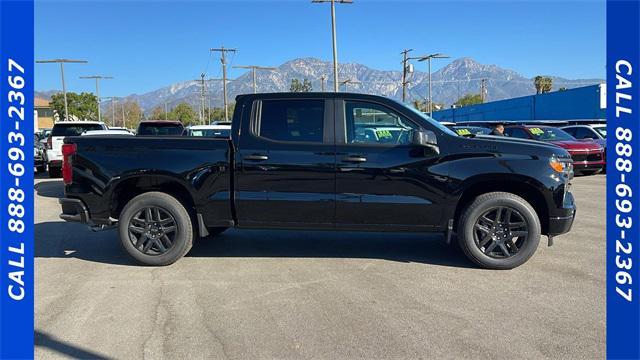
[34,175,605,359]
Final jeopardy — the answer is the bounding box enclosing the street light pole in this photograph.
[418,53,450,117]
[36,59,88,121]
[233,65,277,93]
[312,0,353,92]
[339,78,360,92]
[79,75,114,122]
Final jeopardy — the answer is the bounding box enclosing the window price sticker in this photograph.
[607,1,640,358]
[0,0,34,358]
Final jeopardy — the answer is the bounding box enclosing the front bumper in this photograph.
[59,198,90,223]
[548,191,576,236]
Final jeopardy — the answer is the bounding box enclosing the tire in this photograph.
[118,192,194,266]
[207,227,228,237]
[457,192,541,270]
[48,166,61,178]
[36,165,46,173]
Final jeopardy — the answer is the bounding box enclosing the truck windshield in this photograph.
[526,127,575,141]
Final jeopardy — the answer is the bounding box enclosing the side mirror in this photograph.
[412,129,439,155]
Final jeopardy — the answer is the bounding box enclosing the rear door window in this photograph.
[257,99,325,143]
[51,123,105,137]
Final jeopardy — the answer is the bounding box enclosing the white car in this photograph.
[183,124,231,138]
[82,129,135,136]
[46,121,107,177]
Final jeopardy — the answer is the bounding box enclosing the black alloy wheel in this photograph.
[457,192,541,270]
[127,206,177,255]
[473,206,528,259]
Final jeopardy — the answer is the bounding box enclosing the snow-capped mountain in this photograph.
[36,57,602,114]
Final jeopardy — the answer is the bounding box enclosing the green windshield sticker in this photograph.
[376,129,393,139]
[456,129,471,135]
[529,127,544,135]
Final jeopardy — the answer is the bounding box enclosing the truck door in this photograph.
[334,100,445,230]
[235,98,336,228]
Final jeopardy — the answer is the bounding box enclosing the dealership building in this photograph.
[431,84,605,122]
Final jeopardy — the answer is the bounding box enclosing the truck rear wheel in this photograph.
[457,192,541,270]
[118,192,194,266]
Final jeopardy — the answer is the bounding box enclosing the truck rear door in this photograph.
[234,97,335,228]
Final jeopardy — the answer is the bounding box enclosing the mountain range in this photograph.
[36,57,602,115]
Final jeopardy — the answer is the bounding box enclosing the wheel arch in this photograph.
[453,175,550,234]
[109,174,196,220]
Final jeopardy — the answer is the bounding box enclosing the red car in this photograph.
[504,125,605,175]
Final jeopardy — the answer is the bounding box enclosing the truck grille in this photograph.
[571,151,602,162]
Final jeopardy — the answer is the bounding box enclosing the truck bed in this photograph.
[64,135,233,227]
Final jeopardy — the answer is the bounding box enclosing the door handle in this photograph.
[342,155,367,163]
[243,154,269,161]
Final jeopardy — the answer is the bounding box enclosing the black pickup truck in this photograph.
[59,93,576,269]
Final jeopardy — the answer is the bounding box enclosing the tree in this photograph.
[150,106,167,120]
[205,104,235,122]
[122,101,144,129]
[168,102,197,125]
[50,92,98,121]
[290,78,313,92]
[454,93,483,107]
[534,76,553,94]
[558,87,568,92]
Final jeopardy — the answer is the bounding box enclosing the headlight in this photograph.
[549,157,566,173]
[549,156,573,176]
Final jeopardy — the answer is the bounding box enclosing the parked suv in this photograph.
[46,121,107,177]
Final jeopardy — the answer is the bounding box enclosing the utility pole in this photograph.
[209,77,235,121]
[312,0,353,92]
[320,74,327,91]
[418,53,450,117]
[101,97,117,127]
[210,46,237,121]
[233,65,276,93]
[36,59,88,121]
[164,102,168,120]
[400,49,413,102]
[79,75,113,122]
[480,78,487,103]
[121,103,126,128]
[192,74,207,124]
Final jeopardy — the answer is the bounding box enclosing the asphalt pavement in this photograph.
[34,174,605,359]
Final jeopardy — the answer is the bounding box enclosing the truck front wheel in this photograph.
[118,192,194,266]
[458,192,541,270]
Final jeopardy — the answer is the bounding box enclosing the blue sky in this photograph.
[35,0,605,97]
